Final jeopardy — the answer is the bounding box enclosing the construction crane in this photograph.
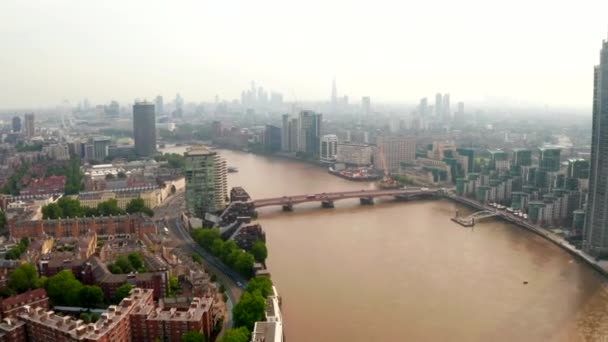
[376,139,399,189]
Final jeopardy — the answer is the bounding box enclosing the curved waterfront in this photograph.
[163,146,608,341]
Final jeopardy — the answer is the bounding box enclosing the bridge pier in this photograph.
[282,204,293,212]
[359,197,374,205]
[321,200,334,208]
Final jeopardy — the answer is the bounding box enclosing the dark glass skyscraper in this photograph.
[584,37,608,257]
[133,102,156,157]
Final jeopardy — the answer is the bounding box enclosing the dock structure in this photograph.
[451,209,498,227]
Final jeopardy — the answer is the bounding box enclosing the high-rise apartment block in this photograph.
[184,147,228,217]
[24,113,35,138]
[133,102,157,157]
[584,36,608,257]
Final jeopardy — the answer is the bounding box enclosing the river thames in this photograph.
[164,146,608,341]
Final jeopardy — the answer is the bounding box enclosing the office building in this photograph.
[133,102,157,157]
[24,113,35,138]
[297,111,322,156]
[434,93,442,118]
[362,97,371,116]
[374,136,416,174]
[585,36,608,257]
[184,147,228,217]
[264,125,282,153]
[281,114,290,152]
[93,136,111,161]
[320,134,338,162]
[456,102,465,120]
[154,95,164,116]
[337,143,373,166]
[11,116,21,133]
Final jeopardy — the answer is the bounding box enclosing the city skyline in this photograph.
[2,1,608,109]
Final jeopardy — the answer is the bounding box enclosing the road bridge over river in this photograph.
[252,188,440,211]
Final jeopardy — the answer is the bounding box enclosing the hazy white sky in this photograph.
[1,0,607,109]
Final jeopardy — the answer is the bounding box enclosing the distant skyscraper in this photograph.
[174,93,184,117]
[584,36,608,257]
[281,114,290,152]
[184,147,228,217]
[331,78,338,108]
[456,102,465,119]
[288,118,299,152]
[442,93,451,120]
[12,116,21,133]
[418,98,428,117]
[155,95,164,116]
[105,100,120,118]
[24,113,35,138]
[362,97,371,116]
[132,102,156,157]
[434,93,442,118]
[297,111,322,156]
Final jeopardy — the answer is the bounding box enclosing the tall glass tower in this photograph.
[584,37,608,257]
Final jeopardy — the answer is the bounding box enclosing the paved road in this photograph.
[154,191,246,330]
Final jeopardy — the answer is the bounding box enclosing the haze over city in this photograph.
[2,0,608,109]
[4,1,608,342]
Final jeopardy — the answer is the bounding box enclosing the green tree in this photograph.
[34,276,48,289]
[219,327,250,342]
[192,254,202,264]
[105,173,115,180]
[8,263,38,293]
[250,240,268,263]
[79,312,91,323]
[191,228,220,249]
[96,198,124,216]
[46,270,83,306]
[169,276,179,296]
[125,198,153,217]
[245,277,273,298]
[232,291,265,331]
[234,253,254,277]
[181,330,207,342]
[128,253,144,270]
[113,284,133,304]
[114,256,134,273]
[79,285,104,307]
[91,312,100,322]
[57,196,86,218]
[117,171,127,179]
[42,203,64,219]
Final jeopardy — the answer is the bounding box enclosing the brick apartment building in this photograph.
[9,214,156,239]
[0,288,217,341]
[0,289,49,319]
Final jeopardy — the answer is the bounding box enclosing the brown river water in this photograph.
[164,147,608,342]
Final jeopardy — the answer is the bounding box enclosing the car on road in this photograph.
[306,195,315,199]
[236,281,244,288]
